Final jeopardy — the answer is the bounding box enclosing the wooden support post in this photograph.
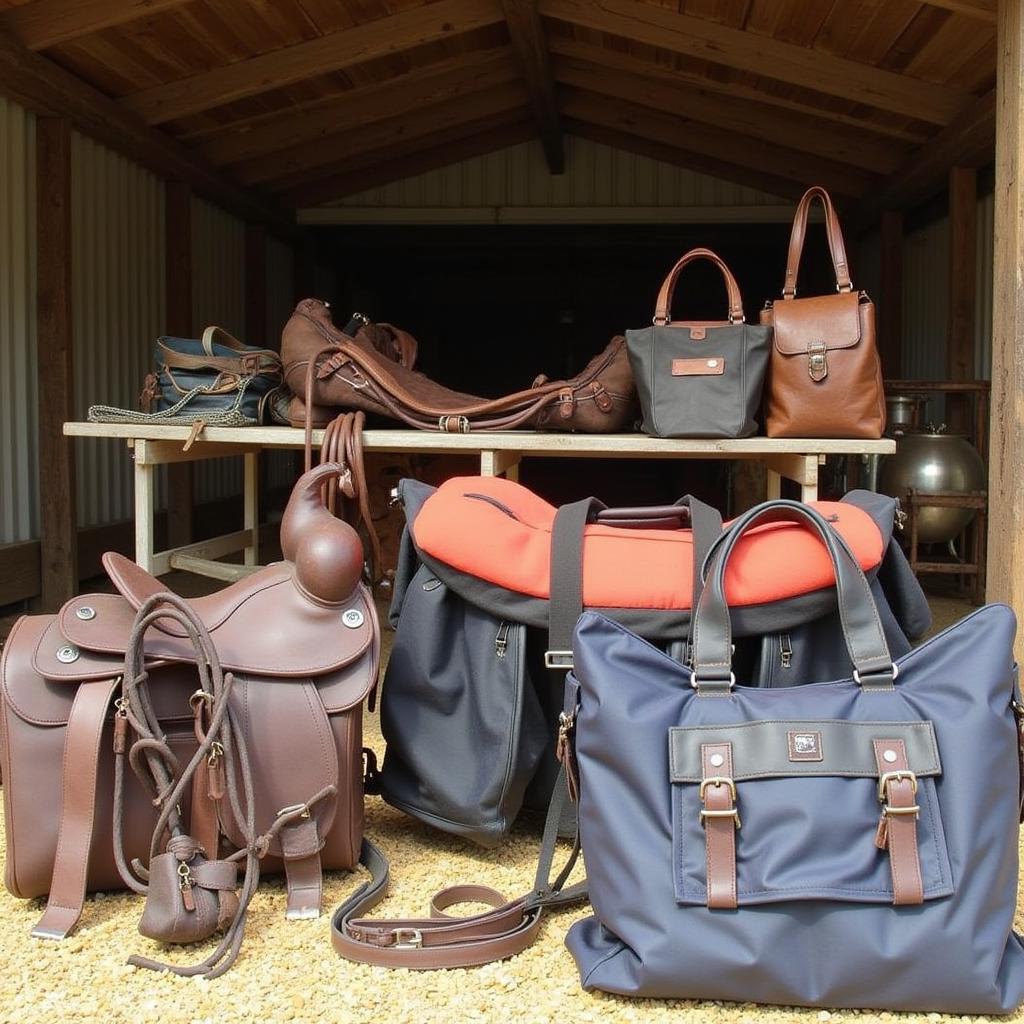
[36,117,77,609]
[987,0,1024,641]
[165,180,194,551]
[244,222,267,347]
[879,210,904,380]
[947,167,978,434]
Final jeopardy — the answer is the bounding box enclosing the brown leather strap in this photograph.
[782,185,853,298]
[32,677,120,939]
[654,247,745,326]
[189,760,222,863]
[872,738,924,906]
[700,741,739,910]
[281,819,324,920]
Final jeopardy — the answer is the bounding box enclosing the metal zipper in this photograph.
[779,633,793,670]
[495,621,510,658]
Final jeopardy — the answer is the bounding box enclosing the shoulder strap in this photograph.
[331,769,586,969]
[782,186,853,298]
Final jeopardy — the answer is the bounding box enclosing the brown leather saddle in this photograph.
[3,464,379,967]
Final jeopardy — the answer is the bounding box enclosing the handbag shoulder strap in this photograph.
[654,247,745,326]
[782,186,853,298]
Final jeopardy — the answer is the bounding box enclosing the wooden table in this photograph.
[63,422,895,575]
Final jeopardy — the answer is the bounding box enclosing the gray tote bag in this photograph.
[566,500,1024,1013]
[626,247,771,438]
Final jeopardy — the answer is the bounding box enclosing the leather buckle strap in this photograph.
[700,742,738,909]
[872,739,924,906]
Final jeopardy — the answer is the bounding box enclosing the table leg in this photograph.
[763,454,819,502]
[133,439,156,573]
[480,450,522,479]
[766,468,782,500]
[244,451,259,566]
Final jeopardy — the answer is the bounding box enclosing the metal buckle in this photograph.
[699,777,741,829]
[699,777,737,801]
[881,803,920,818]
[807,341,828,381]
[853,663,899,686]
[544,650,574,670]
[877,770,917,803]
[276,802,311,820]
[392,927,423,949]
[689,670,736,690]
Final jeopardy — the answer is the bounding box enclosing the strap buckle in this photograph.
[276,802,311,820]
[699,777,741,829]
[877,769,918,803]
[392,927,423,949]
[544,650,574,670]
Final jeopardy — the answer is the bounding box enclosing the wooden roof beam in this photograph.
[292,119,536,209]
[123,0,505,125]
[251,83,530,191]
[0,0,192,51]
[0,27,296,235]
[852,88,995,229]
[555,58,908,175]
[501,0,564,173]
[540,0,972,125]
[548,37,930,145]
[918,0,995,21]
[559,88,877,198]
[565,119,806,202]
[200,49,519,167]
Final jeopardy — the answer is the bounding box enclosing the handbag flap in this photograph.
[770,291,862,355]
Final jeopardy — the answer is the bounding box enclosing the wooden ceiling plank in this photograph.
[852,87,995,227]
[554,56,907,173]
[200,49,518,166]
[916,0,995,21]
[560,87,877,197]
[540,0,972,124]
[565,118,807,201]
[548,36,930,144]
[290,119,535,207]
[0,0,192,51]
[123,0,506,125]
[501,0,564,172]
[0,26,296,234]
[246,81,530,188]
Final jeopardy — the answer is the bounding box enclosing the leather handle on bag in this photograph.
[782,186,853,299]
[653,247,745,326]
[690,500,895,692]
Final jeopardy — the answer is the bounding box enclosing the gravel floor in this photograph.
[3,588,1022,1024]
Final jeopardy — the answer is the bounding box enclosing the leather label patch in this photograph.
[672,357,725,377]
[787,731,823,762]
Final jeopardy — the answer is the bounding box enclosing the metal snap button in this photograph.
[707,359,718,368]
[75,606,96,620]
[56,645,80,664]
[883,749,898,764]
[342,609,364,629]
[709,753,725,768]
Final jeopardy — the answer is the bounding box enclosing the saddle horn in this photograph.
[281,464,364,605]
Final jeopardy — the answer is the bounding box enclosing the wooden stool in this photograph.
[906,488,988,604]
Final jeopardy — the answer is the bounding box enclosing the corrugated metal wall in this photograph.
[264,236,298,494]
[901,216,950,383]
[191,197,247,503]
[0,98,37,544]
[320,137,786,214]
[71,132,166,528]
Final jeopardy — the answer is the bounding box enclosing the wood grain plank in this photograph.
[986,0,1024,646]
[501,0,564,172]
[35,117,77,610]
[123,0,506,124]
[541,0,972,123]
[0,0,193,50]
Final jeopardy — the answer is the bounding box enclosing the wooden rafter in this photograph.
[560,88,877,197]
[547,38,930,145]
[852,88,995,227]
[555,58,907,175]
[918,0,995,21]
[241,82,529,189]
[123,0,505,125]
[540,0,972,125]
[0,26,296,234]
[565,119,806,201]
[0,0,192,51]
[291,119,535,208]
[201,49,518,167]
[501,0,564,173]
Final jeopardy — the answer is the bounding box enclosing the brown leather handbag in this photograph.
[1,465,380,976]
[282,298,636,436]
[761,186,885,438]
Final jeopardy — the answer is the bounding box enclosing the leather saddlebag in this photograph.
[1,465,379,969]
[761,186,885,438]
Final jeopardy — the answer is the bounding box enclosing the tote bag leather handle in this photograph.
[690,500,894,692]
[781,185,853,298]
[653,247,745,326]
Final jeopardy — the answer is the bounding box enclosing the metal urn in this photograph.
[877,425,986,545]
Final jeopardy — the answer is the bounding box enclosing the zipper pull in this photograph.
[206,741,226,801]
[495,621,509,659]
[874,811,890,850]
[179,861,196,912]
[113,693,129,755]
[556,710,580,802]
[779,634,792,670]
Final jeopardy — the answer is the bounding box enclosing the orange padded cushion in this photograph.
[412,477,884,611]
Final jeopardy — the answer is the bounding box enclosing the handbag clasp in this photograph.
[807,341,828,382]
